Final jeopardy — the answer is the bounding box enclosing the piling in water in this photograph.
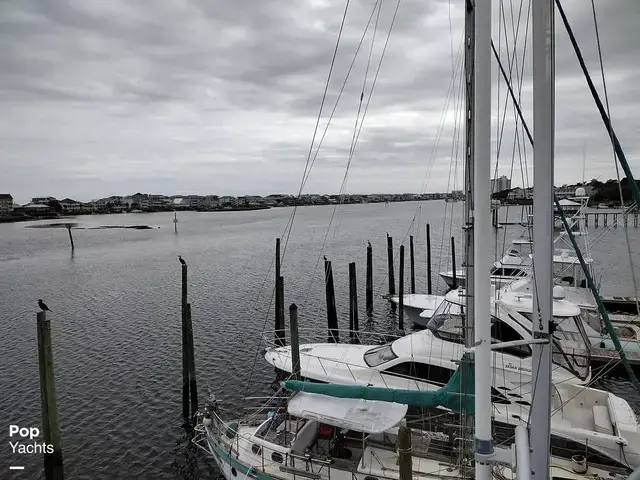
[181,264,189,419]
[387,234,395,296]
[324,258,339,342]
[289,304,301,380]
[426,224,432,294]
[275,277,286,346]
[349,262,359,339]
[275,239,286,346]
[366,242,373,315]
[409,235,416,294]
[398,424,412,480]
[66,224,74,251]
[450,236,457,288]
[184,304,198,417]
[399,245,405,330]
[37,311,64,480]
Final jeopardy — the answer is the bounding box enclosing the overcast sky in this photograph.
[0,0,637,204]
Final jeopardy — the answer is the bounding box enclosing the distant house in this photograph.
[203,195,220,209]
[20,203,51,216]
[507,187,527,200]
[219,196,237,206]
[59,198,83,213]
[0,194,13,216]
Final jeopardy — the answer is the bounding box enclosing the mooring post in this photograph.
[324,258,339,342]
[451,236,457,288]
[37,311,64,480]
[275,276,286,346]
[275,238,286,346]
[399,245,405,330]
[289,304,301,380]
[604,213,608,227]
[366,241,373,315]
[185,303,198,417]
[387,234,395,296]
[585,213,589,227]
[65,224,74,251]
[595,213,599,227]
[349,262,359,339]
[398,424,412,480]
[173,212,178,233]
[409,235,416,294]
[426,224,432,294]
[181,264,189,419]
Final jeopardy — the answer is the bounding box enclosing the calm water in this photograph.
[1,201,638,479]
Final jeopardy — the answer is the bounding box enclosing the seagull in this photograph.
[178,255,187,266]
[38,299,51,312]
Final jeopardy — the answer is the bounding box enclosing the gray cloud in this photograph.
[0,0,638,203]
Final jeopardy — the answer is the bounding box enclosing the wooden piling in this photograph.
[585,213,589,227]
[387,234,396,296]
[635,212,639,227]
[349,262,359,338]
[450,236,457,288]
[624,213,628,227]
[366,242,373,315]
[426,224,432,295]
[595,213,599,227]
[398,424,412,480]
[324,258,339,342]
[185,303,198,417]
[399,245,405,330]
[604,213,608,227]
[65,224,74,251]
[181,264,189,419]
[289,304,301,380]
[173,212,178,233]
[275,239,286,346]
[614,213,618,227]
[409,235,416,294]
[37,311,64,480]
[275,276,286,346]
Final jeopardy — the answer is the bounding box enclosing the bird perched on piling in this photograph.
[38,299,51,312]
[178,255,187,266]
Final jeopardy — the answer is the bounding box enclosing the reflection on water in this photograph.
[0,202,638,478]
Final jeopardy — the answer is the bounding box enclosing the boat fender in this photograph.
[571,455,587,474]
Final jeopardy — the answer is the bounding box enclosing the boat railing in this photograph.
[261,327,400,352]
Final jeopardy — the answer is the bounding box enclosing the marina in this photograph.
[1,0,639,478]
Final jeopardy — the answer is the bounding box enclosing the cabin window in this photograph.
[491,267,526,277]
[383,362,455,386]
[364,343,397,367]
[251,444,262,455]
[490,320,531,358]
[271,452,284,463]
[231,467,238,477]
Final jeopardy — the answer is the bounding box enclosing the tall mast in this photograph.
[464,0,475,347]
[530,0,554,478]
[473,0,492,479]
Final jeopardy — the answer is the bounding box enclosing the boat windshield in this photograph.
[519,312,590,380]
[427,300,465,343]
[363,343,397,367]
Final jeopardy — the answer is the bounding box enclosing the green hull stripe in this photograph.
[212,442,275,480]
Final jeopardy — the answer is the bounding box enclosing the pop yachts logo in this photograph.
[9,425,54,454]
